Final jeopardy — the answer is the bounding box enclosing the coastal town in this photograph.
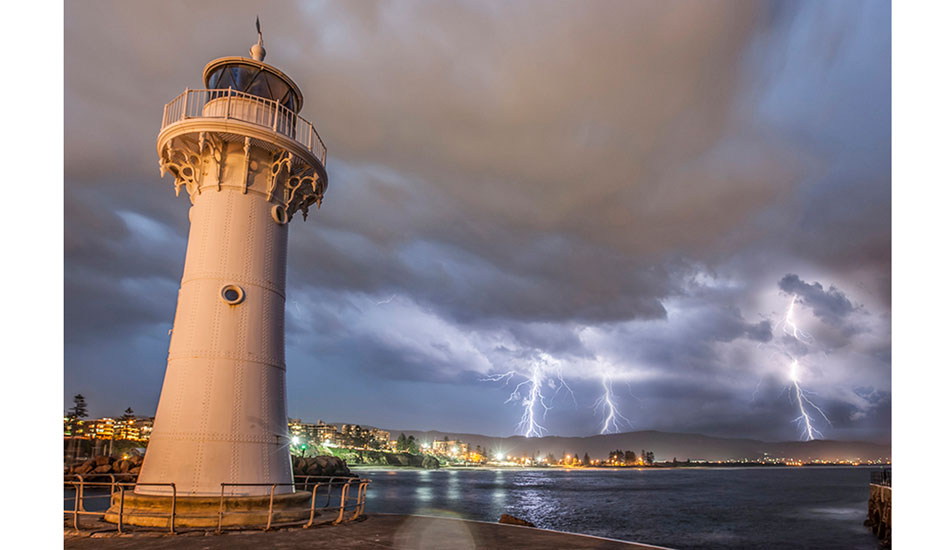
[65,397,890,469]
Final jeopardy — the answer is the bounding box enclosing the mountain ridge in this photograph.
[379,428,891,461]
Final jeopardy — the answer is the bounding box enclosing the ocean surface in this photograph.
[357,466,882,550]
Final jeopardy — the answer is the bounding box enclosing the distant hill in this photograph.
[383,429,891,462]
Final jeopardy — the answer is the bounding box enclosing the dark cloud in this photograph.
[65,0,890,442]
[779,274,858,324]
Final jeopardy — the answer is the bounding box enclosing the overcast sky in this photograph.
[64,0,890,443]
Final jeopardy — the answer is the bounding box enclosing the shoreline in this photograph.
[350,463,887,472]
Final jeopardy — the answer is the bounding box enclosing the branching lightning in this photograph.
[781,296,831,441]
[481,354,575,438]
[594,372,632,434]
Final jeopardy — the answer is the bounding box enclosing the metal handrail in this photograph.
[65,474,369,534]
[160,88,328,165]
[64,476,176,533]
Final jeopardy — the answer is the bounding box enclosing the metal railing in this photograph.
[64,474,368,534]
[160,88,327,165]
[870,469,891,487]
[64,474,176,534]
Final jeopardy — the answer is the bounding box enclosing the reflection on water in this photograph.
[415,470,433,502]
[491,469,506,506]
[446,469,460,501]
[358,467,881,550]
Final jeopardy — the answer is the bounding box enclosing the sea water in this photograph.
[358,466,882,550]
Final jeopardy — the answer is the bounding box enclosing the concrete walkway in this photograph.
[65,514,671,549]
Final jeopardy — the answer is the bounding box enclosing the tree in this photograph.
[397,433,408,451]
[120,407,135,421]
[68,394,88,420]
[582,452,591,466]
[407,435,419,454]
[624,450,637,465]
[645,451,655,465]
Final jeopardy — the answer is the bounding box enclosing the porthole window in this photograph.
[220,284,245,305]
[271,204,288,225]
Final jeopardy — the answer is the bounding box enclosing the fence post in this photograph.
[226,87,232,119]
[216,485,225,534]
[353,481,368,520]
[170,483,177,534]
[334,482,350,525]
[72,479,80,530]
[272,102,280,133]
[265,484,277,531]
[182,88,189,120]
[305,482,321,528]
[81,475,89,512]
[117,486,125,535]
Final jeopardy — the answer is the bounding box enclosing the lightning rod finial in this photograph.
[250,16,266,62]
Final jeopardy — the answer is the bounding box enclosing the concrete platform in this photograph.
[64,513,672,549]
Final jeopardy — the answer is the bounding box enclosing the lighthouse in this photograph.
[134,25,327,498]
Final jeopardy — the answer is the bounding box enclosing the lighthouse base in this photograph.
[103,491,313,528]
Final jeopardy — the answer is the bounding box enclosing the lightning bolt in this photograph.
[782,296,831,441]
[594,372,632,434]
[516,364,549,437]
[482,354,574,438]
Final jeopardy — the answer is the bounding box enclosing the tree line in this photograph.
[608,449,655,465]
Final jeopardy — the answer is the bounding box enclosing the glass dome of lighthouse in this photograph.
[202,19,304,113]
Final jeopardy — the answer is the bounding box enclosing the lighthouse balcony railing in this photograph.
[161,88,327,165]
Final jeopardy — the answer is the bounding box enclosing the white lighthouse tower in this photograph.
[135,25,327,499]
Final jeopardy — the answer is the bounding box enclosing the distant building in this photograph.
[64,417,90,438]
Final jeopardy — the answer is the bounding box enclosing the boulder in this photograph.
[94,456,111,466]
[74,463,94,475]
[422,455,440,469]
[129,455,144,465]
[294,455,352,477]
[117,460,130,473]
[129,466,141,475]
[499,514,535,527]
[93,464,112,474]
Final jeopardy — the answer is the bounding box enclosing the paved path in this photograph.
[65,514,670,549]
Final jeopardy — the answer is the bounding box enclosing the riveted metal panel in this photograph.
[138,138,294,497]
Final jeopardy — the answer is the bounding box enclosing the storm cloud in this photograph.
[779,273,859,324]
[65,0,891,443]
